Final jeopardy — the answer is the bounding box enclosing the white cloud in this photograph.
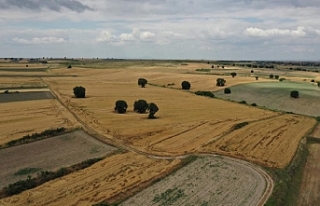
[245,26,306,37]
[97,29,156,44]
[12,36,66,44]
[140,31,155,41]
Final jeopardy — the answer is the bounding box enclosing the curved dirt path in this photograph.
[44,80,274,206]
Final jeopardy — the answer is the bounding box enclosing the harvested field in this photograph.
[201,114,316,168]
[0,130,117,188]
[297,143,320,206]
[0,99,80,145]
[0,77,47,89]
[0,152,181,206]
[121,156,267,206]
[214,81,320,117]
[310,123,320,139]
[0,91,54,103]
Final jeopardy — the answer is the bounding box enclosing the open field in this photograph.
[0,99,81,145]
[0,130,117,188]
[121,156,268,206]
[214,81,320,117]
[0,77,47,89]
[297,143,320,206]
[0,152,181,206]
[201,114,316,168]
[0,91,54,103]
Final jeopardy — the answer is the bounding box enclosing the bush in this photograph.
[181,81,191,90]
[224,88,231,94]
[279,78,286,82]
[251,103,257,106]
[233,122,249,130]
[114,100,128,114]
[255,76,259,80]
[134,99,149,113]
[138,78,148,88]
[148,102,159,119]
[290,90,299,98]
[251,70,254,73]
[67,65,72,69]
[311,79,315,82]
[269,74,274,79]
[216,78,226,86]
[275,75,279,79]
[317,82,320,87]
[239,100,247,104]
[73,86,86,98]
[230,72,237,78]
[195,91,214,98]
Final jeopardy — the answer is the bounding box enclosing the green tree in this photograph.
[138,78,148,88]
[114,100,128,114]
[73,86,86,98]
[224,88,231,94]
[255,76,259,80]
[181,81,191,90]
[134,99,149,113]
[290,90,299,98]
[269,74,274,79]
[148,103,159,119]
[216,78,226,86]
[275,75,279,79]
[231,72,237,78]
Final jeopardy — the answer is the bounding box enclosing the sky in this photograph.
[0,0,320,61]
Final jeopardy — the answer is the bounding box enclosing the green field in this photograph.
[214,81,320,117]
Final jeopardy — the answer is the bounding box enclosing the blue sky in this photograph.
[0,0,320,60]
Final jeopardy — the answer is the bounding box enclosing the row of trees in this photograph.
[114,99,159,119]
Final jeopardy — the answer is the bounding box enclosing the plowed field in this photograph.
[0,152,181,206]
[201,114,316,168]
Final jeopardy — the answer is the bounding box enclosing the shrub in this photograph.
[255,76,259,80]
[211,65,214,68]
[230,72,237,78]
[233,122,249,130]
[279,78,286,82]
[311,79,315,82]
[114,100,128,114]
[195,91,214,98]
[239,100,247,104]
[216,78,226,86]
[134,99,149,113]
[269,74,274,79]
[251,70,254,73]
[148,103,159,119]
[73,86,86,98]
[138,78,148,88]
[26,65,28,67]
[275,75,279,79]
[290,90,299,98]
[317,82,320,87]
[251,103,257,106]
[67,65,72,69]
[224,88,231,94]
[181,81,191,90]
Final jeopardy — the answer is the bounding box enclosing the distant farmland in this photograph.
[214,81,320,117]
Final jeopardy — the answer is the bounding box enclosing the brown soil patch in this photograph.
[0,130,117,188]
[297,143,320,206]
[201,114,316,168]
[0,152,181,206]
[121,156,267,206]
[0,99,81,145]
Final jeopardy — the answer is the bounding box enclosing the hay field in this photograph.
[121,156,267,206]
[214,81,320,117]
[297,143,320,206]
[0,130,117,188]
[201,114,316,168]
[0,152,181,206]
[0,99,80,145]
[0,77,47,89]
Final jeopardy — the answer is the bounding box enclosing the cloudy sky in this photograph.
[0,0,320,60]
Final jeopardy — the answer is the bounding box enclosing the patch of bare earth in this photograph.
[0,152,181,206]
[297,143,320,206]
[121,156,267,206]
[0,130,117,188]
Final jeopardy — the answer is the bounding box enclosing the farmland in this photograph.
[213,81,320,117]
[0,130,117,188]
[0,59,319,205]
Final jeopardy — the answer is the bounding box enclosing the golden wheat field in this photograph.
[0,152,181,206]
[0,99,80,145]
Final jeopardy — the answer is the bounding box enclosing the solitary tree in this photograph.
[211,65,214,68]
[67,65,72,69]
[290,90,299,98]
[181,81,191,90]
[148,103,159,119]
[231,72,237,78]
[114,100,128,114]
[269,74,274,79]
[275,75,279,79]
[216,78,226,86]
[73,86,86,98]
[255,76,259,80]
[224,88,231,94]
[138,78,148,88]
[134,99,149,113]
[251,70,254,73]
